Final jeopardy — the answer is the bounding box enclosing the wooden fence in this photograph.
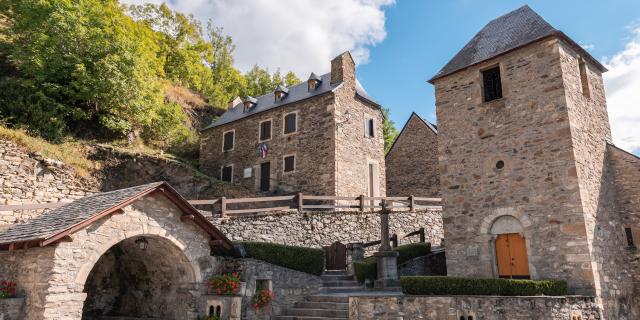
[0,194,442,219]
[187,194,442,218]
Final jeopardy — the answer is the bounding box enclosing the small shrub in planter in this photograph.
[251,288,274,310]
[0,280,16,298]
[400,276,568,296]
[208,273,241,295]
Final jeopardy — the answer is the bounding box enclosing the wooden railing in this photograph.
[187,194,442,218]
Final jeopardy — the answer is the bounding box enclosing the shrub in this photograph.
[233,242,325,276]
[354,243,432,283]
[400,276,567,296]
[208,273,241,295]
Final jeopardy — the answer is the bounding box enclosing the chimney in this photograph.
[330,51,356,86]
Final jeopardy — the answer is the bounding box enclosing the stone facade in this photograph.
[0,194,221,320]
[209,208,443,250]
[348,295,602,320]
[0,140,94,226]
[199,52,385,197]
[385,112,440,197]
[0,298,24,320]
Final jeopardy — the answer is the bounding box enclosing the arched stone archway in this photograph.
[486,214,532,279]
[81,235,198,319]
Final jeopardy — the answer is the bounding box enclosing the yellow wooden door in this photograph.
[495,233,530,279]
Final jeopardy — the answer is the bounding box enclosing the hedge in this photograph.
[400,276,567,296]
[215,241,325,276]
[354,243,431,283]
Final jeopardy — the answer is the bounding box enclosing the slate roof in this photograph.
[386,112,437,158]
[202,73,379,130]
[0,182,232,249]
[429,5,606,83]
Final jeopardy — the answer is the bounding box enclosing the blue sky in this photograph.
[124,0,640,154]
[357,1,640,152]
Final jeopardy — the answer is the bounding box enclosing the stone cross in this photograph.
[373,199,400,290]
[379,200,391,252]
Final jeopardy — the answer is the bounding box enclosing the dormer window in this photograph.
[274,85,288,102]
[307,72,322,91]
[243,96,257,112]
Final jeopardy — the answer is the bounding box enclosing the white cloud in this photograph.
[121,0,394,77]
[603,26,640,154]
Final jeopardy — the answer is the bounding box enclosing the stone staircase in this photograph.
[274,270,363,320]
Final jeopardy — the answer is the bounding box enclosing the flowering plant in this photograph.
[251,288,273,310]
[0,280,16,298]
[208,273,241,295]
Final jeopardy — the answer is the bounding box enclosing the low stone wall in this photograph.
[398,250,447,277]
[0,140,94,226]
[348,295,602,320]
[0,298,25,320]
[221,258,322,318]
[210,209,443,250]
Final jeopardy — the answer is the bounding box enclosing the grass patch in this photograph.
[401,276,567,296]
[354,242,431,283]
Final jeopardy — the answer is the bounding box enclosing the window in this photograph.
[496,160,505,169]
[222,130,234,152]
[482,66,502,102]
[579,59,590,98]
[366,118,375,137]
[259,120,272,141]
[625,227,635,248]
[221,165,233,182]
[284,113,297,134]
[284,155,295,173]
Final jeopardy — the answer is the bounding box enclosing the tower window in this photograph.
[625,227,635,248]
[366,118,375,137]
[579,59,590,98]
[482,66,502,102]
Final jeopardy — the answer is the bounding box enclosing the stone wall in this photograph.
[209,209,443,249]
[433,37,597,294]
[348,295,602,320]
[0,140,94,225]
[0,298,24,320]
[385,113,440,197]
[398,251,446,277]
[221,258,322,318]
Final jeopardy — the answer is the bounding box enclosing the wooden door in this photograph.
[260,162,270,192]
[495,233,530,279]
[325,241,347,270]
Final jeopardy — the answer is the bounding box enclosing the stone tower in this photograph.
[430,4,617,301]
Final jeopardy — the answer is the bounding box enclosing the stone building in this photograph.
[385,112,439,197]
[0,182,233,320]
[199,52,386,197]
[429,5,640,319]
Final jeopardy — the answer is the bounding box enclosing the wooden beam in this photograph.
[209,239,224,247]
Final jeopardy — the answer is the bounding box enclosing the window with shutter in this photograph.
[221,165,233,182]
[223,131,234,151]
[284,155,295,172]
[259,120,272,141]
[482,66,502,102]
[284,113,297,134]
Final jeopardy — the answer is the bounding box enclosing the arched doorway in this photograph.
[81,235,198,320]
[490,215,530,279]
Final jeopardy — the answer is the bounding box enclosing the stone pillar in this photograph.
[374,200,400,290]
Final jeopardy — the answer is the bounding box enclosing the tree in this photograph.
[382,107,400,154]
[284,71,301,87]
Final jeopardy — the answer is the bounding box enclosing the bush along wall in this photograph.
[214,241,325,276]
[400,276,568,296]
[354,243,431,283]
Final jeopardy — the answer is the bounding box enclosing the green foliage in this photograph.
[237,241,325,276]
[382,107,399,154]
[400,276,568,296]
[354,243,432,283]
[0,0,298,152]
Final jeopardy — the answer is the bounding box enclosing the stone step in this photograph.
[306,295,350,303]
[294,301,349,310]
[321,280,360,287]
[321,274,354,281]
[320,286,365,293]
[323,270,349,276]
[274,316,348,320]
[281,307,348,318]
